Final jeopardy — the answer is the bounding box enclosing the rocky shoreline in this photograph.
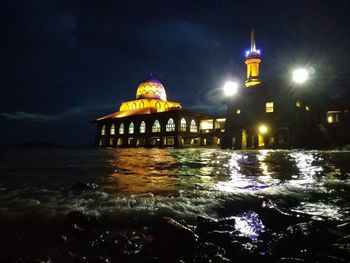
[2,208,349,263]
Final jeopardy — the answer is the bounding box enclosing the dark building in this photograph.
[92,31,350,149]
[222,31,350,149]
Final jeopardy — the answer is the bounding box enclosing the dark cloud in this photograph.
[1,0,350,145]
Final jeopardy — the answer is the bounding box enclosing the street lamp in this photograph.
[222,81,240,149]
[223,81,238,96]
[259,125,268,134]
[292,68,309,84]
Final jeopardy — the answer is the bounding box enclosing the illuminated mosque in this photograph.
[92,74,223,147]
[92,30,350,149]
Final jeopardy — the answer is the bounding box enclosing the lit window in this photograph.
[236,109,241,114]
[110,124,115,135]
[140,121,146,133]
[326,111,340,123]
[180,118,187,132]
[119,123,124,134]
[190,119,198,133]
[305,106,310,111]
[132,103,136,109]
[296,101,301,108]
[152,120,161,133]
[129,122,134,134]
[139,101,144,108]
[166,118,175,132]
[101,125,106,136]
[200,119,213,130]
[265,102,274,113]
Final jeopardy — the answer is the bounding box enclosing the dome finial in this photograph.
[251,29,256,52]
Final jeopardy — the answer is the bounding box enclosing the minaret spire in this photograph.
[251,29,256,52]
[245,29,261,87]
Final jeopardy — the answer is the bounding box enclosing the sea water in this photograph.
[0,148,349,261]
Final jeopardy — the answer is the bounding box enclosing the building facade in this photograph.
[222,30,350,149]
[92,75,225,148]
[92,31,350,149]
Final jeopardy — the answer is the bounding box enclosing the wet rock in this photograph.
[337,222,350,234]
[270,221,338,259]
[196,220,221,236]
[313,253,349,263]
[70,182,98,191]
[277,258,305,262]
[201,230,235,248]
[337,234,350,243]
[328,243,350,260]
[65,211,99,229]
[195,242,226,263]
[218,217,236,226]
[213,253,231,263]
[152,217,198,259]
[12,255,53,263]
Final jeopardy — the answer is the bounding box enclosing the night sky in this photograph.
[1,0,349,146]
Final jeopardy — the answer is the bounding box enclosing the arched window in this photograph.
[180,118,187,132]
[125,104,129,111]
[152,120,161,133]
[129,122,134,134]
[164,104,169,111]
[190,119,198,133]
[110,124,115,135]
[119,123,124,134]
[101,125,106,135]
[140,121,146,133]
[132,103,136,109]
[139,101,144,108]
[166,118,175,132]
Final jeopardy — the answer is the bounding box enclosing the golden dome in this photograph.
[136,75,167,101]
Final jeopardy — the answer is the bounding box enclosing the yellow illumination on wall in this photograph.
[101,125,106,135]
[265,102,274,113]
[119,99,181,114]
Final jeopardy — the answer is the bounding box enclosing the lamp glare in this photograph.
[292,68,309,84]
[223,81,238,96]
[259,125,268,134]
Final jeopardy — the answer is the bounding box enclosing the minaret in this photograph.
[245,29,262,87]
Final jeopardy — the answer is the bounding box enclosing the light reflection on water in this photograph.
[100,149,350,221]
[0,148,349,228]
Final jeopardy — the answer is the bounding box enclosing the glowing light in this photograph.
[259,125,268,134]
[223,81,238,96]
[292,68,309,84]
